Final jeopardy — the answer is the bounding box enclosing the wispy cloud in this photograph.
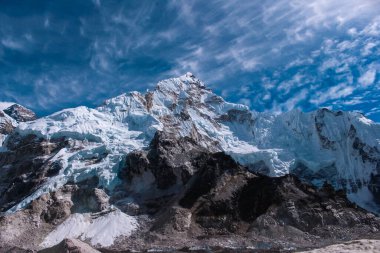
[1,38,26,51]
[310,83,355,105]
[92,0,101,7]
[0,0,379,121]
[359,66,377,87]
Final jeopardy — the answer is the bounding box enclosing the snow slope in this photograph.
[5,73,380,213]
[41,210,138,247]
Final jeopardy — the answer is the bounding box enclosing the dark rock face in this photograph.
[115,131,380,250]
[0,104,36,136]
[71,180,110,213]
[30,185,77,225]
[195,175,376,233]
[314,109,337,150]
[176,155,379,240]
[178,152,248,209]
[115,131,209,214]
[0,104,40,206]
[0,118,15,135]
[0,180,111,251]
[0,134,69,212]
[352,137,380,165]
[291,162,339,188]
[3,104,37,122]
[27,178,110,225]
[370,173,380,205]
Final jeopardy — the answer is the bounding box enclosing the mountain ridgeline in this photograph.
[0,73,380,252]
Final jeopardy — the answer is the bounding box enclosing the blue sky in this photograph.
[0,0,379,121]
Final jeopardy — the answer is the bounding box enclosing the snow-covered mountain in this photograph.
[1,73,380,251]
[0,103,36,149]
[1,73,379,214]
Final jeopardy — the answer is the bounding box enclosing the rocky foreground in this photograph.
[301,239,380,253]
[29,239,380,253]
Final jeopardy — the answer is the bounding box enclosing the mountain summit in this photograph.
[0,74,380,252]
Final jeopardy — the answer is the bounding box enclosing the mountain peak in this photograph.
[1,74,380,217]
[1,74,380,251]
[3,104,37,122]
[156,73,205,95]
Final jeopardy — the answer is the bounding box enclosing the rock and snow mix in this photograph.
[2,73,380,214]
[0,103,24,149]
[1,74,380,251]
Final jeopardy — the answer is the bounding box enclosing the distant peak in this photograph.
[3,104,37,122]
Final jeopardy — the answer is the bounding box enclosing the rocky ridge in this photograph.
[2,73,380,213]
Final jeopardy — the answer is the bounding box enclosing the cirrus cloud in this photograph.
[0,0,378,121]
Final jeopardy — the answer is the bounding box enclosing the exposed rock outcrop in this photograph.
[0,103,36,149]
[0,134,69,212]
[300,239,380,253]
[0,181,111,250]
[38,238,101,253]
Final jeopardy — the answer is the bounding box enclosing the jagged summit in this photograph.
[3,104,37,122]
[0,102,36,122]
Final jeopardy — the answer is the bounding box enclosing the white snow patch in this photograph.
[0,102,15,111]
[358,115,374,125]
[41,210,138,248]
